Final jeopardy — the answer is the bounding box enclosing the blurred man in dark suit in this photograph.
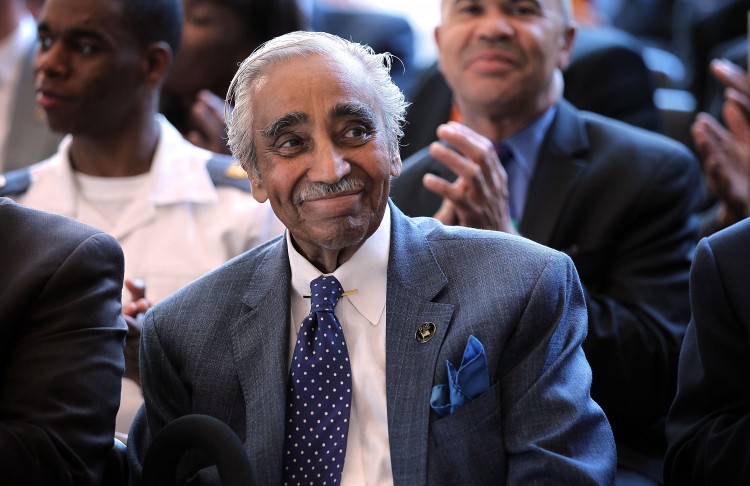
[0,197,126,485]
[665,217,750,485]
[390,0,703,482]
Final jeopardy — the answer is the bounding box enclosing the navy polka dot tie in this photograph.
[283,275,352,485]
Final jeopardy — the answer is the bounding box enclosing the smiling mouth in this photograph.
[300,188,363,205]
[296,178,366,204]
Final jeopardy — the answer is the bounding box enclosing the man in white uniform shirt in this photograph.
[0,0,283,436]
[127,31,615,484]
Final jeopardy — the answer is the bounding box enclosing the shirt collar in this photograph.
[288,204,391,326]
[149,114,219,206]
[502,105,557,179]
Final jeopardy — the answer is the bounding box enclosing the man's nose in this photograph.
[476,8,515,40]
[34,40,69,79]
[308,141,351,183]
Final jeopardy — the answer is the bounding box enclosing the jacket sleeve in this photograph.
[504,252,616,484]
[664,236,750,485]
[0,232,127,485]
[580,147,702,442]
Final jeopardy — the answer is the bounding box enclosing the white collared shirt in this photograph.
[287,205,394,486]
[0,12,36,171]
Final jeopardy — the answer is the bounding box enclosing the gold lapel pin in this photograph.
[416,322,436,343]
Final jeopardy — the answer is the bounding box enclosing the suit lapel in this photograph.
[519,101,590,246]
[385,204,454,485]
[230,238,291,484]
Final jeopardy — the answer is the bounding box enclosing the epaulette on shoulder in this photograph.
[206,153,251,193]
[0,168,32,197]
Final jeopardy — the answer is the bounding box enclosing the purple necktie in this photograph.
[283,275,352,485]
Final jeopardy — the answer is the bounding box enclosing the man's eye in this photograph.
[510,2,541,16]
[458,4,484,14]
[343,126,368,138]
[273,135,307,156]
[279,138,302,149]
[186,13,213,27]
[38,36,53,50]
[74,43,95,55]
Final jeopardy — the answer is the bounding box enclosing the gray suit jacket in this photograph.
[2,40,63,172]
[127,203,616,485]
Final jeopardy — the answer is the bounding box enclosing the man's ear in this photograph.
[390,154,402,178]
[557,24,577,71]
[249,174,268,203]
[143,41,173,87]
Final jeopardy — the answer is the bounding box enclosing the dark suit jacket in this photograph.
[3,39,63,171]
[0,197,126,485]
[390,100,703,480]
[127,203,616,485]
[400,26,660,159]
[664,217,750,485]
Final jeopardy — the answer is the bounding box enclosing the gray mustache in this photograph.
[296,177,366,203]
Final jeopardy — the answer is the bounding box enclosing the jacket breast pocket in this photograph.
[427,381,506,485]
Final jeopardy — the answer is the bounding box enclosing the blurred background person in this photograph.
[390,0,703,482]
[691,59,750,235]
[665,216,750,485]
[160,0,304,154]
[0,197,126,485]
[298,0,418,98]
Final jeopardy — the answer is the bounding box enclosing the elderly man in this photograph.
[127,31,615,484]
[390,0,703,482]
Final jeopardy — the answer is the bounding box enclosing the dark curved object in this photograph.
[142,414,251,486]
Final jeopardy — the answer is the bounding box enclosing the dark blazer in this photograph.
[664,217,750,485]
[400,26,660,159]
[127,203,616,485]
[0,197,126,485]
[390,99,703,480]
[3,39,63,171]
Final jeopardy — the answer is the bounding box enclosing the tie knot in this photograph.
[309,275,344,312]
[494,142,513,162]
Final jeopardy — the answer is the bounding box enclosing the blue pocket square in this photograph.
[430,335,490,417]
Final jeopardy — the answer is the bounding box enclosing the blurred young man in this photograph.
[0,0,283,435]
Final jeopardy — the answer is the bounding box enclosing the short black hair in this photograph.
[120,0,183,55]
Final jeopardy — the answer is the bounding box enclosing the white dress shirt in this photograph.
[287,205,394,486]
